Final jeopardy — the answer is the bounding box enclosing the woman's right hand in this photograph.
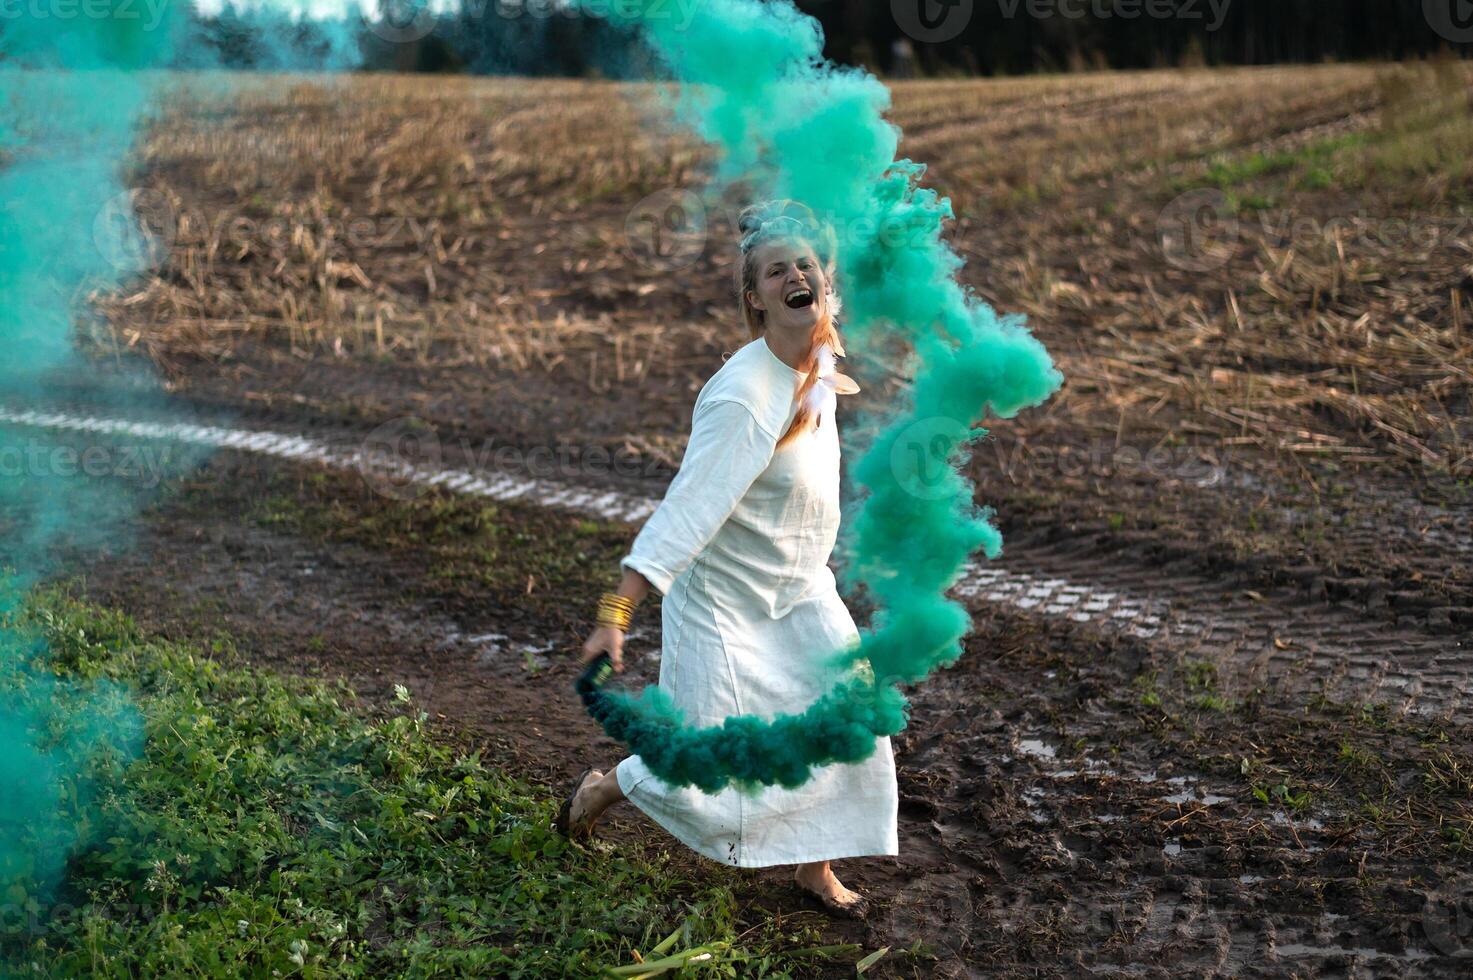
[581,626,625,674]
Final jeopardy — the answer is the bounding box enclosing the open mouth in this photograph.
[783,287,815,310]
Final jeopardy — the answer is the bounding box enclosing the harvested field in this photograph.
[10,61,1473,975]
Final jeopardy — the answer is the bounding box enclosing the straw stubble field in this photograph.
[109,60,1473,528]
[57,61,1473,975]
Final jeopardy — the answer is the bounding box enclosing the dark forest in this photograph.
[191,0,1473,76]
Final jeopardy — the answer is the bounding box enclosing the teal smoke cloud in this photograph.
[0,0,371,907]
[578,0,1065,793]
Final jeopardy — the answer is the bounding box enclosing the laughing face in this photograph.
[744,237,830,334]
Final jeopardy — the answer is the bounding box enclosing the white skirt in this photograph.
[615,559,900,868]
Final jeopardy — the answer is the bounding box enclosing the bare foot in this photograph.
[571,769,606,834]
[554,768,604,839]
[794,863,867,917]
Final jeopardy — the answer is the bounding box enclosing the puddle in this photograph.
[469,633,555,671]
[1021,786,1051,824]
[1275,942,1435,963]
[1017,738,1057,760]
[1269,809,1326,830]
[517,640,557,672]
[1160,776,1233,806]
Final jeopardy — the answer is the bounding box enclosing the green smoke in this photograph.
[580,0,1065,793]
[0,0,367,911]
[0,1,190,902]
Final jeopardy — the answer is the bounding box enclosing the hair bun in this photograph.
[737,199,834,257]
[736,204,767,238]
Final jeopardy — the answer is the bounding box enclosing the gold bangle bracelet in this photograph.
[596,592,635,631]
[597,594,635,615]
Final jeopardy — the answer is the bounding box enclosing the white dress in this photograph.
[615,335,900,868]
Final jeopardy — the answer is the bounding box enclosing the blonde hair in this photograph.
[734,201,849,449]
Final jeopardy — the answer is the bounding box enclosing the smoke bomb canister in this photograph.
[575,652,615,705]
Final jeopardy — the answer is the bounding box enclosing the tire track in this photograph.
[987,530,1469,723]
[4,407,1466,725]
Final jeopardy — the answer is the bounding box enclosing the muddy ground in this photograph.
[37,443,1465,978]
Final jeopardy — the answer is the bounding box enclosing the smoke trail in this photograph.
[0,0,373,907]
[578,0,1065,793]
[0,0,192,900]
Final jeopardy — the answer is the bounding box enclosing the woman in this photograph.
[556,201,899,915]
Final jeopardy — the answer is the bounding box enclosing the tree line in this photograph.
[166,0,1473,75]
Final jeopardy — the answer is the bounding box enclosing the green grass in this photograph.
[1131,671,1162,710]
[1367,111,1473,181]
[1250,782,1311,814]
[0,593,860,978]
[1199,148,1300,189]
[1172,76,1473,209]
[1173,130,1373,203]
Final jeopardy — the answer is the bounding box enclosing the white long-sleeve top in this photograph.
[621,335,841,617]
[613,335,899,868]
